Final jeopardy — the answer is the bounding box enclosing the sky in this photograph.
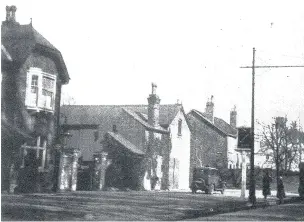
[1,0,304,130]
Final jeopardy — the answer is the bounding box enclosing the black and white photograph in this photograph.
[1,0,304,221]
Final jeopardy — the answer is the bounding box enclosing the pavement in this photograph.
[1,189,302,221]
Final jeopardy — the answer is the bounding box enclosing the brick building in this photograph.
[1,6,69,193]
[187,96,239,180]
[60,83,191,191]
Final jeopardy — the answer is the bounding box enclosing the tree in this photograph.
[61,91,76,106]
[259,117,302,194]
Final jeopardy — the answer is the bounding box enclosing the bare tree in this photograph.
[259,117,302,194]
[61,92,76,105]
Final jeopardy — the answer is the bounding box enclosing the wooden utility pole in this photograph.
[241,48,304,206]
[249,47,256,205]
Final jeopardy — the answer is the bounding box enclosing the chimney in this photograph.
[147,83,160,128]
[5,5,17,22]
[205,95,214,123]
[230,105,237,128]
[275,116,287,128]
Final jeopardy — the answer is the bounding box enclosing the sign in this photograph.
[237,127,252,149]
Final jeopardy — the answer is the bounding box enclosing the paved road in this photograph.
[200,202,304,221]
[2,190,249,221]
[1,189,300,221]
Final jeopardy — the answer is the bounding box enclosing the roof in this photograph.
[1,22,69,84]
[106,132,145,155]
[189,109,237,138]
[1,44,12,62]
[122,108,168,134]
[61,104,182,128]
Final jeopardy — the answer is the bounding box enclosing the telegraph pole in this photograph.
[241,48,304,206]
[249,47,256,205]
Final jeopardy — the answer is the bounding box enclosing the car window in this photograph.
[193,169,205,178]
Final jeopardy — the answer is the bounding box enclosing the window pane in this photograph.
[41,76,55,110]
[30,75,38,103]
[38,149,44,167]
[24,149,37,167]
[40,137,46,147]
[178,119,182,135]
[27,138,37,147]
[31,87,38,93]
[42,76,54,90]
[42,89,53,97]
[31,75,38,86]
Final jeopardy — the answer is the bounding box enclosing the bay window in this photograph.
[25,67,56,112]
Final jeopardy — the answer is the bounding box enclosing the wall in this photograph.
[1,50,63,192]
[187,113,228,181]
[169,110,191,189]
[227,136,238,169]
[21,53,60,143]
[68,128,100,161]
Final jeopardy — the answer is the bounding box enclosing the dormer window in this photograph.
[25,67,56,112]
[178,119,182,136]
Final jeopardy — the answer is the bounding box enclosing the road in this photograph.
[2,190,249,221]
[201,202,304,221]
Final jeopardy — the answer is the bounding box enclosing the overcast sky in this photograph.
[1,0,304,129]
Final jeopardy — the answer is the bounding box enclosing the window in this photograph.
[178,119,182,136]
[112,124,117,133]
[94,130,99,141]
[21,136,47,170]
[25,67,56,112]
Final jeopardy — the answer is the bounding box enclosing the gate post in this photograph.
[71,149,80,191]
[93,151,111,190]
[57,147,80,191]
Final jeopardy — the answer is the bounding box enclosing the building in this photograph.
[1,6,69,193]
[60,83,191,191]
[187,96,239,180]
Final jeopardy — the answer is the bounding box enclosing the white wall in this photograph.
[227,136,238,169]
[169,110,191,190]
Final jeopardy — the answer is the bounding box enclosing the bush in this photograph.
[299,163,304,198]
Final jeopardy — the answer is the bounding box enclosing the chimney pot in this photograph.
[205,95,214,123]
[5,5,17,23]
[151,82,157,94]
[230,105,237,128]
[148,83,160,127]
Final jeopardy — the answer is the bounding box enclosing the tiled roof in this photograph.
[1,45,12,62]
[189,109,237,137]
[61,104,182,127]
[122,108,168,133]
[106,132,145,155]
[1,23,69,83]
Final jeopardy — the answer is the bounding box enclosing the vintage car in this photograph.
[190,167,226,194]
